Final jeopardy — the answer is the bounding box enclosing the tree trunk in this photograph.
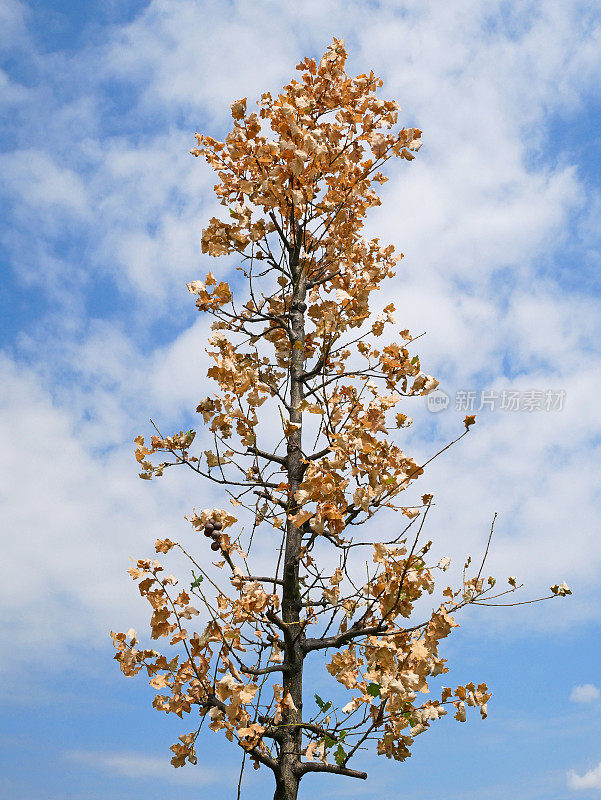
[277,240,307,799]
[273,766,300,800]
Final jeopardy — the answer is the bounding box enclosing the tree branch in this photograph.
[298,761,367,780]
[246,445,288,467]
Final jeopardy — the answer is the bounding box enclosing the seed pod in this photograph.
[203,529,213,538]
[213,521,223,531]
[204,524,214,535]
[210,541,221,551]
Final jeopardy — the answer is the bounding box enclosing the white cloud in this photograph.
[570,684,601,704]
[64,749,216,786]
[102,0,299,119]
[0,351,215,673]
[0,0,28,51]
[0,150,90,217]
[568,761,601,791]
[0,68,29,104]
[1,0,601,674]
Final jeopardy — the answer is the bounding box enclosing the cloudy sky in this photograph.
[1,0,601,798]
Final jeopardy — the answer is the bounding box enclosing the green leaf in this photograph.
[229,208,237,217]
[314,694,331,713]
[334,744,346,766]
[324,734,336,749]
[367,683,381,698]
[411,355,419,364]
[190,571,204,589]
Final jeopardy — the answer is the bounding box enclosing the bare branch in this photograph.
[298,762,367,780]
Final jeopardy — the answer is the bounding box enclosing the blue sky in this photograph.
[1,1,601,798]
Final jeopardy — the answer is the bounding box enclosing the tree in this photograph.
[111,38,570,800]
